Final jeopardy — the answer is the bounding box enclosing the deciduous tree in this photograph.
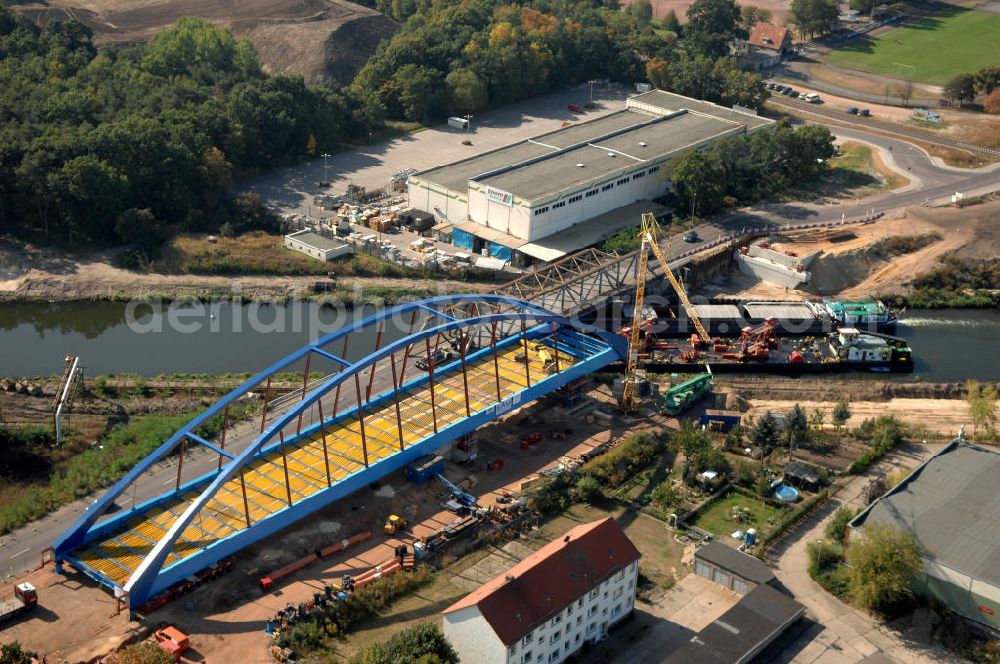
[846,524,922,609]
[945,73,977,102]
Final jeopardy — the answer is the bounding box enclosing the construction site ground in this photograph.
[0,385,681,663]
[703,199,1000,300]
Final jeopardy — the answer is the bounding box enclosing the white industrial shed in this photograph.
[407,90,773,265]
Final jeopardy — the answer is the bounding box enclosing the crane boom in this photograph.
[620,213,711,413]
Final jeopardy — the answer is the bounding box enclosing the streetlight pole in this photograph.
[588,80,596,104]
[464,114,473,143]
[321,153,330,184]
[690,192,697,221]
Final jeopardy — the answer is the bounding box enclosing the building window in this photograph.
[588,605,598,617]
[585,189,599,197]
[534,206,549,216]
[577,598,583,608]
[552,201,565,209]
[601,183,613,192]
[553,615,562,625]
[613,587,623,598]
[548,649,560,663]
[587,622,596,633]
[564,640,570,652]
[589,589,599,600]
[616,178,628,186]
[632,171,645,179]
[510,642,518,655]
[648,166,659,175]
[568,194,582,204]
[612,603,622,617]
[522,652,532,664]
[616,570,625,581]
[576,616,582,626]
[522,633,532,647]
[575,633,581,643]
[551,629,561,643]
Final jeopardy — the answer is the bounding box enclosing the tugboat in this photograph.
[823,299,898,332]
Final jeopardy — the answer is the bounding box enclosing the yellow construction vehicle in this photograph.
[620,213,711,413]
[384,514,407,535]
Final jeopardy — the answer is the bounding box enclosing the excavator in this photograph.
[619,213,711,413]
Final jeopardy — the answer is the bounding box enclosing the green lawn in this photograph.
[823,7,1000,85]
[689,492,783,539]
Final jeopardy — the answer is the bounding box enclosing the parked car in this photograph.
[682,231,700,243]
[805,93,821,103]
[780,87,792,95]
[859,109,870,117]
[847,107,859,114]
[798,92,809,100]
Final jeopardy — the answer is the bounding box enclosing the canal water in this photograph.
[1,302,998,380]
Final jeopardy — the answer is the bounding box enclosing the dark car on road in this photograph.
[859,109,870,117]
[682,231,700,243]
[847,107,858,114]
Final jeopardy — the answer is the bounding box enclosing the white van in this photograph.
[804,93,821,104]
[448,116,469,129]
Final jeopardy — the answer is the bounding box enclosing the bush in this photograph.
[850,416,905,474]
[651,482,681,510]
[578,431,666,489]
[807,540,842,575]
[104,641,174,664]
[0,642,36,664]
[825,506,858,542]
[575,475,603,503]
[846,524,922,610]
[349,623,458,664]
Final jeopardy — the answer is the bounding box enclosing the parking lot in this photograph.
[245,83,629,221]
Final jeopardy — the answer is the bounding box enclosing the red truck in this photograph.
[0,583,38,623]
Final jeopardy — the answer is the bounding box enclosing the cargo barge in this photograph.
[636,327,913,375]
[645,299,899,337]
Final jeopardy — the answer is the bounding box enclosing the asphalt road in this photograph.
[768,95,1000,156]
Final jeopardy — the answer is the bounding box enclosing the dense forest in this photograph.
[352,0,767,122]
[0,0,770,251]
[0,10,376,250]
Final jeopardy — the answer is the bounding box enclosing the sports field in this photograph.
[823,7,1000,85]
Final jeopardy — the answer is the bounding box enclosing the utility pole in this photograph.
[321,153,331,184]
[464,114,473,142]
[588,80,597,104]
[690,191,697,221]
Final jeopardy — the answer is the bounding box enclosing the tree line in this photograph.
[0,11,375,252]
[352,0,770,123]
[663,121,836,216]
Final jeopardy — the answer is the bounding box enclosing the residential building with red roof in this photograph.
[442,517,641,664]
[747,22,792,53]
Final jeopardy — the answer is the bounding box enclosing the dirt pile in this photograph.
[13,0,398,85]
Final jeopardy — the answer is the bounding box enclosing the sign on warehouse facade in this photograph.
[486,186,514,207]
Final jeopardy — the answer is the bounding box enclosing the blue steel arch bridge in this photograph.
[52,295,627,608]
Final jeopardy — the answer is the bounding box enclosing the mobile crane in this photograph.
[620,213,711,413]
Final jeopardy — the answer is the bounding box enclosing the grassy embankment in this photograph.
[0,408,246,535]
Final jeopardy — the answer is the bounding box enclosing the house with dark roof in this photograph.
[694,541,776,595]
[663,584,804,664]
[442,518,641,664]
[848,439,1000,630]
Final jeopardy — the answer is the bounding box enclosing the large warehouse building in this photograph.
[407,90,773,264]
[848,439,1000,630]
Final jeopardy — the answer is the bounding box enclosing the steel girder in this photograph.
[53,294,626,607]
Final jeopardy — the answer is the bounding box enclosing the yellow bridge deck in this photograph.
[73,343,573,586]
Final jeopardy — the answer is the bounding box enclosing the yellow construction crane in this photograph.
[620,213,711,412]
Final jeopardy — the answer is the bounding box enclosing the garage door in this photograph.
[713,570,731,589]
[732,578,749,595]
[695,561,711,579]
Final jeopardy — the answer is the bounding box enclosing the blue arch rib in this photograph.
[53,295,625,604]
[53,294,551,557]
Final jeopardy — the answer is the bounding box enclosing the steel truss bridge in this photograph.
[53,295,626,608]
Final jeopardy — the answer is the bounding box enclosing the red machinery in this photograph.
[722,318,779,361]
